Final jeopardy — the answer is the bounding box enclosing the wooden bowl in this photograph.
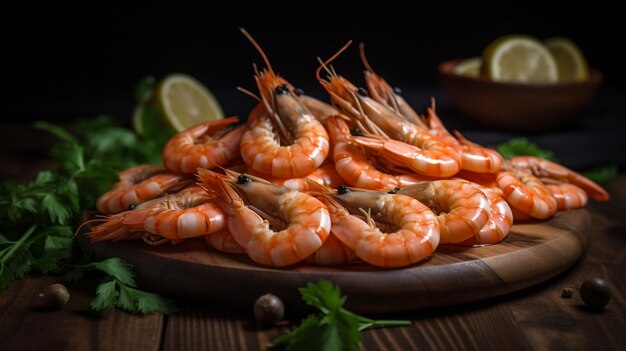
[439,59,603,131]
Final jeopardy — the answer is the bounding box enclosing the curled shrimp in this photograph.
[497,170,557,219]
[508,156,609,201]
[420,104,503,174]
[459,186,513,246]
[321,187,439,268]
[86,186,227,242]
[303,230,358,266]
[296,92,338,126]
[328,116,431,191]
[359,43,426,128]
[96,165,193,214]
[238,29,330,178]
[546,183,588,210]
[162,117,245,173]
[248,161,343,191]
[205,230,246,254]
[197,168,331,267]
[397,180,491,244]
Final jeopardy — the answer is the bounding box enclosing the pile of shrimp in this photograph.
[83,30,609,268]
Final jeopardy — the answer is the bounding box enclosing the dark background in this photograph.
[3,2,624,171]
[6,2,621,122]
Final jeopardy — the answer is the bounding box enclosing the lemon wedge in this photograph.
[545,37,589,82]
[453,57,482,77]
[483,35,558,83]
[156,73,224,132]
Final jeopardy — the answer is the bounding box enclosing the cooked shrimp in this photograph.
[87,186,227,242]
[460,186,513,246]
[197,168,331,267]
[547,183,588,210]
[397,180,490,244]
[162,117,245,173]
[96,167,193,214]
[421,105,503,173]
[328,116,431,191]
[205,230,246,254]
[321,187,439,268]
[248,161,343,191]
[317,45,461,178]
[297,93,338,126]
[350,134,462,178]
[497,170,557,219]
[359,43,426,128]
[508,156,609,201]
[238,29,330,178]
[303,231,358,266]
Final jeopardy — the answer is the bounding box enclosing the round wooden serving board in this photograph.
[79,209,590,314]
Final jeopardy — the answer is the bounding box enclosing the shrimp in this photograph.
[317,43,461,178]
[96,166,193,214]
[86,186,227,242]
[248,161,343,191]
[420,104,503,173]
[496,170,557,219]
[507,156,609,201]
[303,231,358,266]
[547,183,588,210]
[460,186,513,246]
[197,168,331,267]
[396,180,491,244]
[297,92,338,126]
[238,29,330,178]
[359,43,426,128]
[162,117,245,173]
[350,134,462,178]
[321,187,439,268]
[205,230,246,254]
[328,116,431,191]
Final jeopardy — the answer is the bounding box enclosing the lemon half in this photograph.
[483,35,558,83]
[545,37,590,82]
[156,73,224,132]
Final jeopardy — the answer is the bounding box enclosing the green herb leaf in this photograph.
[34,121,78,144]
[91,279,119,311]
[273,281,410,351]
[134,75,157,102]
[93,258,137,287]
[496,138,556,161]
[583,165,618,185]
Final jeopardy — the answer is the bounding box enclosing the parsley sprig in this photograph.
[0,77,176,314]
[272,280,410,351]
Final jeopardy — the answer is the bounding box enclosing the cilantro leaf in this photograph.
[92,258,137,287]
[33,121,78,144]
[273,281,410,351]
[134,75,157,102]
[496,138,556,161]
[91,279,119,311]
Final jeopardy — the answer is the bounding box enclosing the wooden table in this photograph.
[0,127,624,351]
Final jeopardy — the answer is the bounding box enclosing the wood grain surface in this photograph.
[77,209,590,314]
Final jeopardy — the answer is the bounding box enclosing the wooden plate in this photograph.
[78,209,590,313]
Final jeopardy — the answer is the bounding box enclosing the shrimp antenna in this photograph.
[359,42,375,73]
[240,28,274,74]
[316,40,353,82]
[236,86,261,102]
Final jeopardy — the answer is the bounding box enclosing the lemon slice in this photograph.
[156,73,224,132]
[483,35,558,83]
[545,37,589,82]
[453,57,482,77]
